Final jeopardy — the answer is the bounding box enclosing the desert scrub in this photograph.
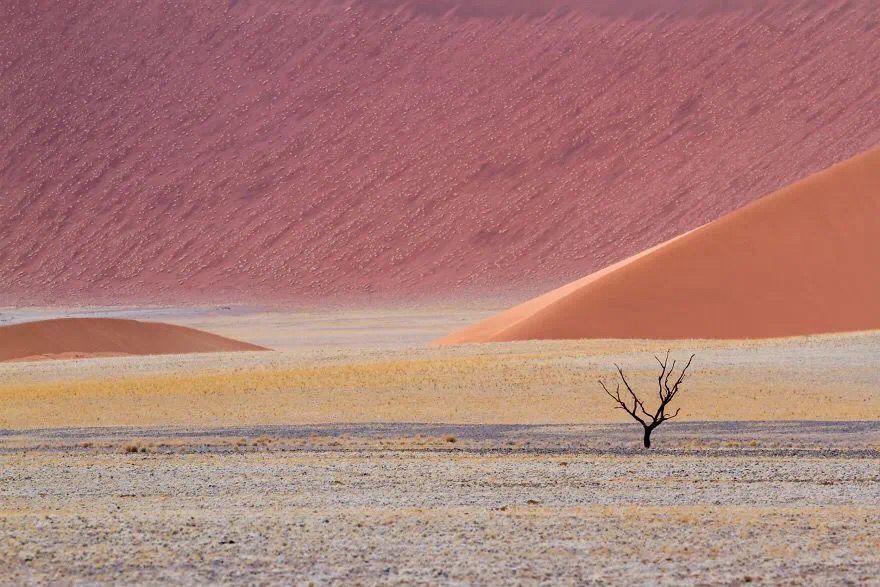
[121,441,150,453]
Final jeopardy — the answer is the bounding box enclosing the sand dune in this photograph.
[0,318,267,362]
[2,1,880,304]
[437,146,880,343]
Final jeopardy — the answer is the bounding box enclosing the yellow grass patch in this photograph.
[1,341,877,429]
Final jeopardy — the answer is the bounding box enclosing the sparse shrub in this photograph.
[444,435,457,443]
[253,436,273,446]
[121,441,151,454]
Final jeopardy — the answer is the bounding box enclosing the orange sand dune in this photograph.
[437,146,880,344]
[0,318,267,362]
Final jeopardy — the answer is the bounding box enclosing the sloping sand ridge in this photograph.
[437,145,880,343]
[0,318,267,362]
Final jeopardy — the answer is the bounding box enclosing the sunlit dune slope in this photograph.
[437,146,880,343]
[0,318,267,362]
[2,0,880,304]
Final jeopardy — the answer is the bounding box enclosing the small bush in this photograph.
[121,441,150,454]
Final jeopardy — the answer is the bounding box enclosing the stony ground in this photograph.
[2,422,878,585]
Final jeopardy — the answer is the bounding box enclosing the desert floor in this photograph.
[1,306,879,584]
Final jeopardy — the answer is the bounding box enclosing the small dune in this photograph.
[437,145,880,343]
[0,318,267,362]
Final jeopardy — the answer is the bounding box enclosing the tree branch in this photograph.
[599,378,646,426]
[615,364,652,421]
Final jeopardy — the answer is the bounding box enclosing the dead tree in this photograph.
[599,351,695,448]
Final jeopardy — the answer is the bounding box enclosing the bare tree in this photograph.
[599,351,695,448]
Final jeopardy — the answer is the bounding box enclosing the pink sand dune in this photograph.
[2,1,880,305]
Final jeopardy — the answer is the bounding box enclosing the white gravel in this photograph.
[1,422,878,585]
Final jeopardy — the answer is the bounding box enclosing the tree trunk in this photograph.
[643,427,652,449]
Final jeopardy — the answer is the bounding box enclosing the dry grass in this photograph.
[1,308,878,430]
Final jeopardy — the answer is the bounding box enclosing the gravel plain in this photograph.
[2,422,878,585]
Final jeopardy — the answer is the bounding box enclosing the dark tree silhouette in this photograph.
[599,351,695,448]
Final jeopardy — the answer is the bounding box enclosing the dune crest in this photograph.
[436,145,880,344]
[0,318,267,362]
